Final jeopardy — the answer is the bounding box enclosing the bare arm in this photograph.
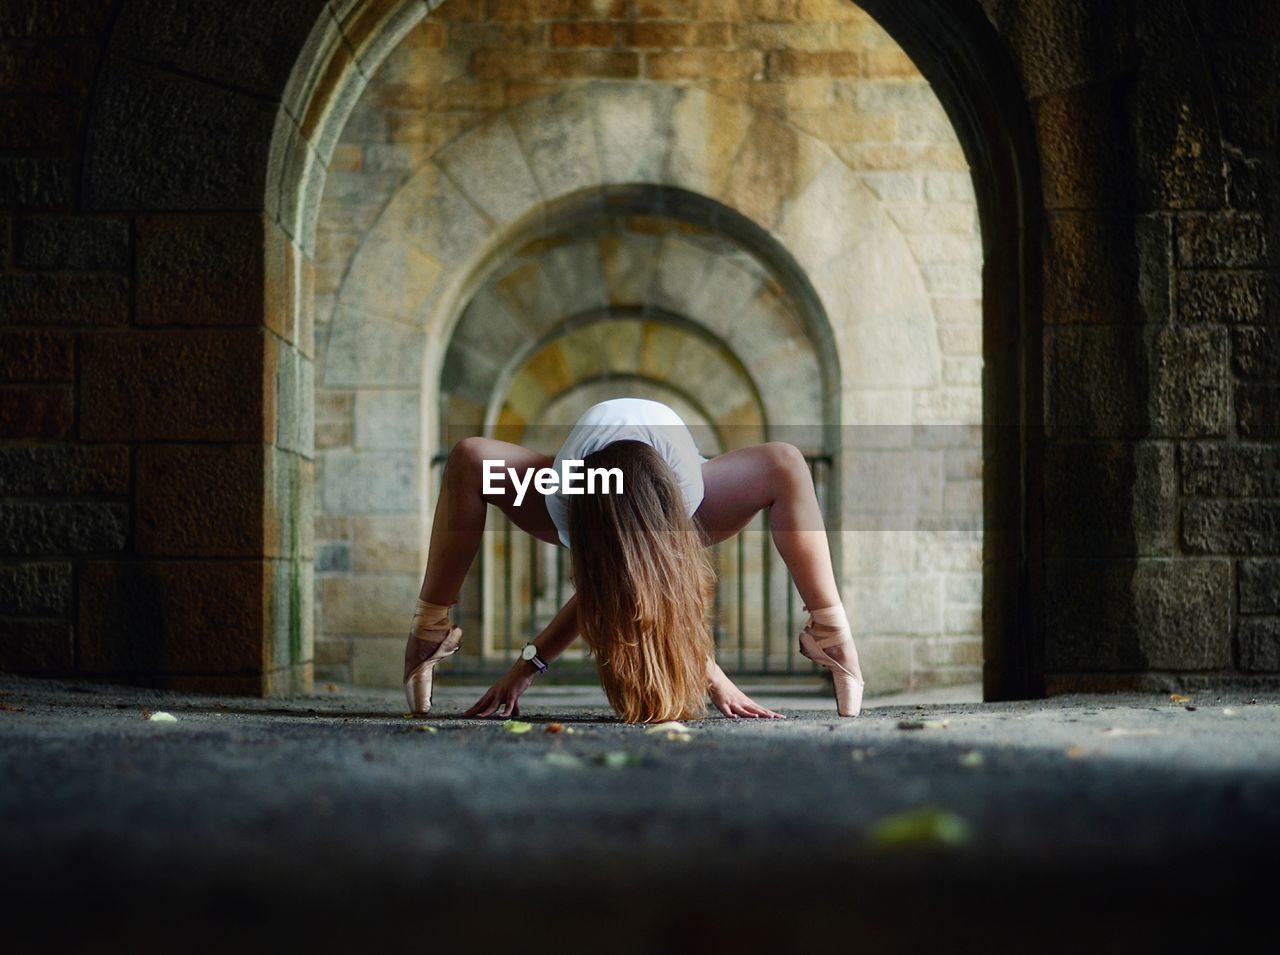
[462,591,579,718]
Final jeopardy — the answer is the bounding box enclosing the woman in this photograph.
[403,397,865,723]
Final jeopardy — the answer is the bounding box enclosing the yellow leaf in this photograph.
[869,807,970,849]
[1169,694,1191,703]
[147,711,177,723]
[502,719,533,734]
[645,721,692,734]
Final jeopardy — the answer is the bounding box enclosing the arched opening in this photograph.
[299,2,1012,698]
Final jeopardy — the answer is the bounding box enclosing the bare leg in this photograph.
[406,436,562,681]
[694,442,861,678]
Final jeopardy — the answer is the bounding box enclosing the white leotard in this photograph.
[544,398,709,548]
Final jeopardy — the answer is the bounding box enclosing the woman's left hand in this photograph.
[463,662,534,718]
[708,671,786,719]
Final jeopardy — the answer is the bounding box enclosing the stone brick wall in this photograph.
[0,0,1275,701]
[310,0,984,692]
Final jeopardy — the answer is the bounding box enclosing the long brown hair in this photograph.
[567,440,716,723]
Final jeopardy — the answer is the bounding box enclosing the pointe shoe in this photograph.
[404,625,463,715]
[798,610,865,717]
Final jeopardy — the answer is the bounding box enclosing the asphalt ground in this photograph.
[2,674,1277,953]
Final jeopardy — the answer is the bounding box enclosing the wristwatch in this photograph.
[520,642,548,674]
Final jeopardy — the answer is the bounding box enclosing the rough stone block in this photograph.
[1177,214,1271,268]
[1044,441,1175,556]
[0,445,129,495]
[15,216,129,270]
[78,560,265,673]
[0,157,74,209]
[111,0,326,98]
[1180,443,1280,497]
[0,620,72,671]
[1237,385,1280,438]
[80,329,264,441]
[0,330,74,383]
[316,542,351,573]
[1240,560,1280,615]
[83,59,277,211]
[1043,212,1169,324]
[1238,617,1280,672]
[0,388,73,438]
[354,389,419,450]
[349,635,405,687]
[1130,58,1222,210]
[1177,271,1276,324]
[353,514,421,573]
[0,561,71,616]
[1148,326,1231,436]
[1045,558,1231,670]
[321,574,418,635]
[137,214,264,325]
[0,1,113,37]
[1044,326,1145,436]
[1032,82,1131,210]
[0,273,128,325]
[1182,500,1280,555]
[136,444,265,557]
[323,309,424,387]
[320,449,417,514]
[0,96,82,151]
[0,502,128,556]
[1232,327,1280,381]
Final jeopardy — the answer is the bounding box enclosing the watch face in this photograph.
[521,644,535,660]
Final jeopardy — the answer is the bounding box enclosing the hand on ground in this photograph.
[463,663,534,718]
[708,676,786,720]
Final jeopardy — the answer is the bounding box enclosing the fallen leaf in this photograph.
[959,751,984,767]
[502,719,533,734]
[1169,694,1191,703]
[598,751,632,768]
[141,708,151,720]
[0,702,24,713]
[1222,708,1238,717]
[897,719,950,731]
[545,722,565,734]
[645,721,692,734]
[665,731,693,742]
[1066,745,1086,759]
[410,724,437,734]
[544,752,584,769]
[1185,705,1197,712]
[324,683,340,693]
[869,807,971,849]
[147,711,177,723]
[1099,727,1160,737]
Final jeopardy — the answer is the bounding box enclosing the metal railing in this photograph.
[438,451,832,678]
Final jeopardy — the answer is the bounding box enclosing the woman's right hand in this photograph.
[462,661,535,718]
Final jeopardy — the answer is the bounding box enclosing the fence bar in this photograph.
[736,530,746,671]
[503,520,513,656]
[762,509,771,673]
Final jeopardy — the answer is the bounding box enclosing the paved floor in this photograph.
[2,673,1278,953]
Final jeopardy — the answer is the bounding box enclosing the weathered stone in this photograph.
[1033,81,1131,211]
[354,389,419,450]
[0,273,128,325]
[1238,618,1280,672]
[111,0,327,98]
[1044,441,1176,556]
[1149,326,1231,436]
[1045,558,1231,670]
[0,330,74,383]
[0,388,73,438]
[1130,56,1222,210]
[349,635,407,687]
[0,620,72,671]
[323,309,424,388]
[321,574,418,634]
[1232,327,1280,381]
[352,514,421,573]
[1044,326,1145,436]
[1240,560,1280,615]
[137,214,264,325]
[83,59,277,211]
[0,157,74,209]
[1176,214,1271,268]
[0,502,128,555]
[15,216,129,270]
[1178,271,1277,324]
[0,446,129,496]
[1236,384,1280,438]
[0,96,82,151]
[80,329,264,441]
[136,444,264,557]
[320,450,417,515]
[316,542,351,573]
[1182,500,1280,555]
[0,562,71,616]
[78,560,265,673]
[1180,443,1280,497]
[0,1,113,38]
[1043,212,1170,324]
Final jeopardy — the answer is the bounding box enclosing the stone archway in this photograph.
[74,0,1044,699]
